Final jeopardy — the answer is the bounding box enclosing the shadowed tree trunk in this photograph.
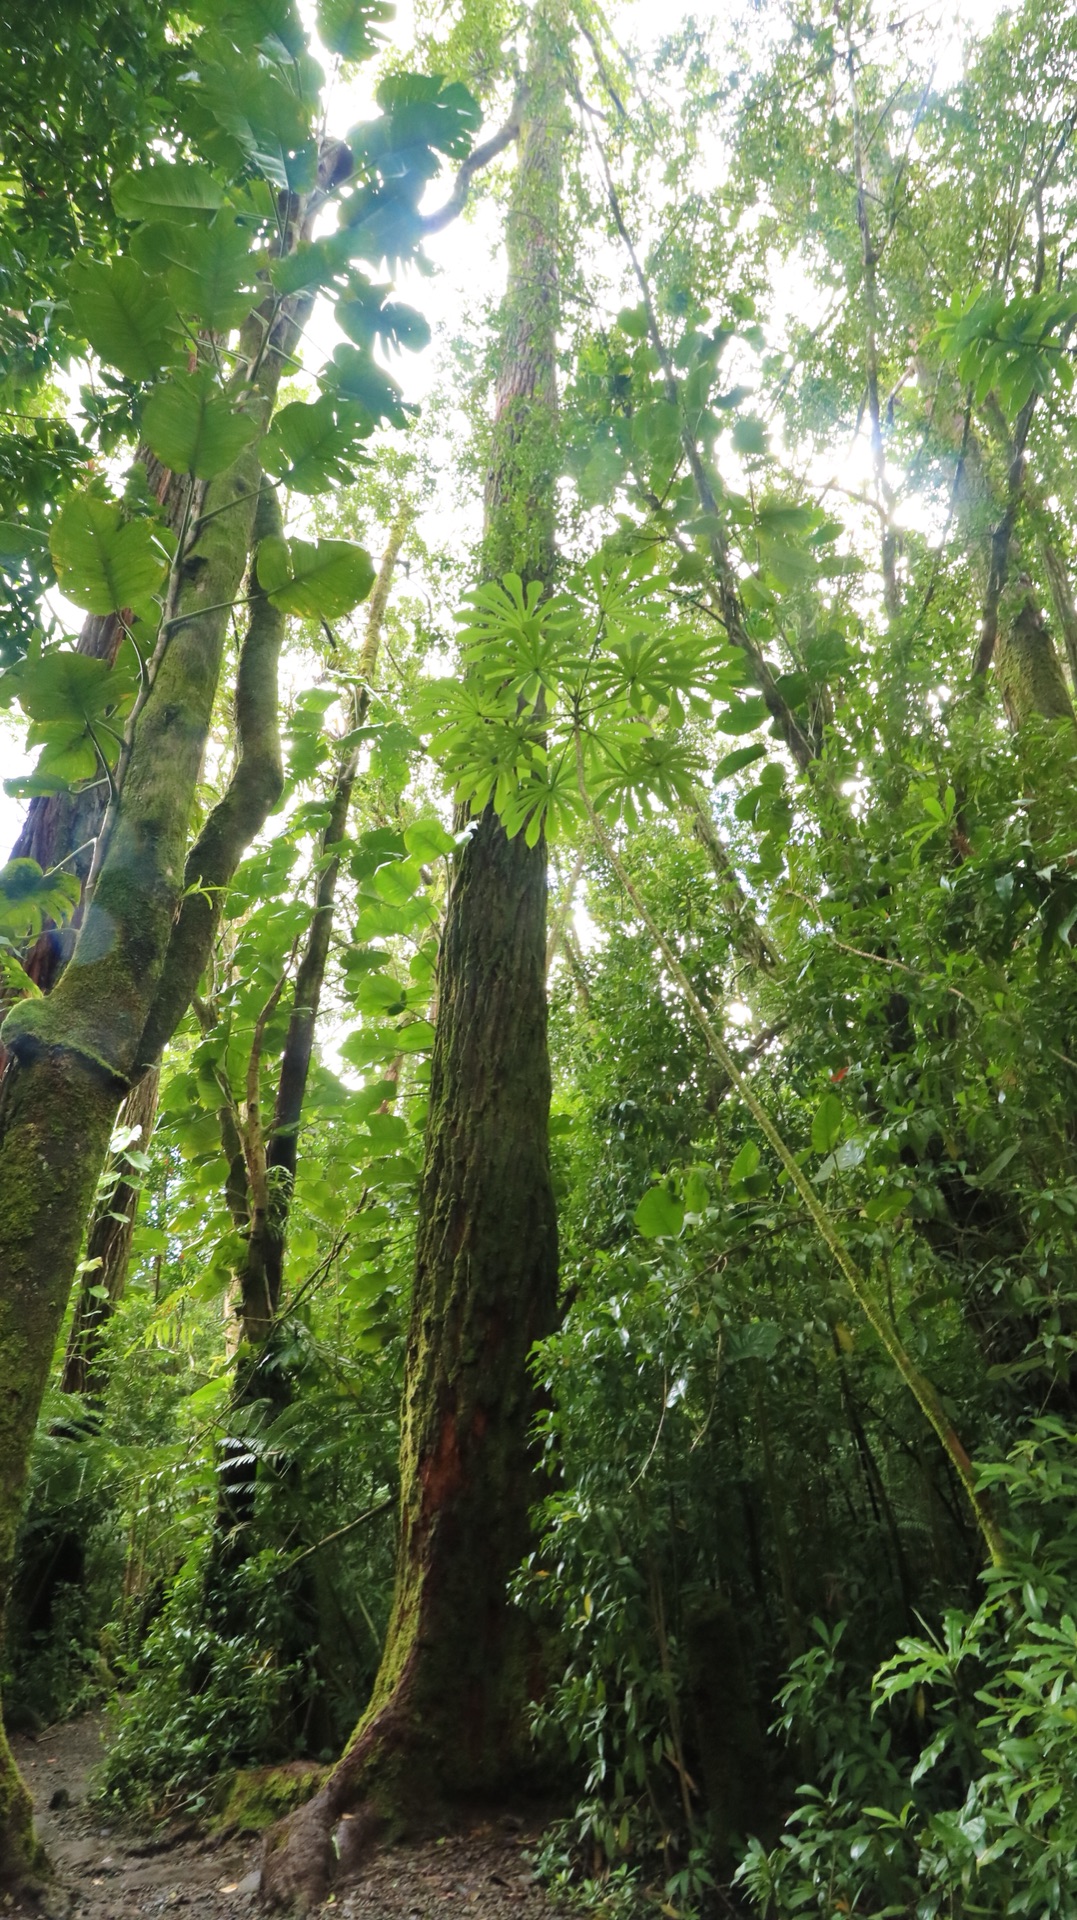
[261,12,566,1906]
[59,1063,162,1403]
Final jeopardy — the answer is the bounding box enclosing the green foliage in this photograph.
[255,533,375,617]
[316,0,394,61]
[1,638,138,795]
[737,1424,1077,1919]
[67,257,178,382]
[142,370,258,479]
[0,859,80,940]
[49,490,167,615]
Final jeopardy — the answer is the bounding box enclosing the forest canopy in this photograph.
[2,0,1077,1915]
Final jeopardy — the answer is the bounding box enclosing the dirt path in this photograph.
[10,1718,566,1920]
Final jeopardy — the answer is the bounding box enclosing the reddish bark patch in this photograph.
[421,1406,463,1511]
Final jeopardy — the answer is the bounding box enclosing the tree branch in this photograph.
[418,111,521,236]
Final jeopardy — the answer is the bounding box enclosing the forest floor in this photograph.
[9,1716,570,1920]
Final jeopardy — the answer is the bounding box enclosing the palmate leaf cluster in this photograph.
[424,559,744,844]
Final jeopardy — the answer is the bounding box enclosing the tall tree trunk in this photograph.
[261,16,565,1906]
[0,257,306,1887]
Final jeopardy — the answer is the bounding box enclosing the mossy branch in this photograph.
[134,481,287,1077]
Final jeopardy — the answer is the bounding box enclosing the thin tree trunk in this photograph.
[212,507,409,1566]
[59,1064,161,1403]
[849,47,899,620]
[261,13,565,1903]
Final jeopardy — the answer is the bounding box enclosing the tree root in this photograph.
[259,1681,418,1912]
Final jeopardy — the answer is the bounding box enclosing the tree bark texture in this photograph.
[995,579,1076,730]
[261,15,566,1906]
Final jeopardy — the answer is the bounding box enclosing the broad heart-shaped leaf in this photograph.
[256,535,374,618]
[336,275,430,354]
[324,344,408,427]
[634,1183,685,1240]
[112,161,224,223]
[142,370,258,479]
[6,646,138,797]
[368,73,482,160]
[68,258,177,382]
[262,394,371,494]
[316,0,392,58]
[164,217,260,333]
[0,858,81,940]
[12,646,136,727]
[50,492,167,615]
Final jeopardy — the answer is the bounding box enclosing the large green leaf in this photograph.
[255,535,375,617]
[336,276,430,354]
[207,0,307,56]
[262,395,370,493]
[68,258,177,381]
[368,74,482,160]
[270,232,353,296]
[164,217,259,332]
[4,646,139,797]
[811,1094,843,1155]
[142,370,258,479]
[316,0,392,58]
[0,858,81,940]
[112,161,224,223]
[634,1183,685,1239]
[325,344,407,426]
[50,493,167,615]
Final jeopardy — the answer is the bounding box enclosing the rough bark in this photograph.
[1037,524,1077,693]
[995,578,1076,730]
[133,480,288,1076]
[261,15,565,1905]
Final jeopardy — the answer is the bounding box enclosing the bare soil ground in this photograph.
[8,1717,569,1920]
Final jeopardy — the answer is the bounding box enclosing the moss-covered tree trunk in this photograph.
[0,272,304,1889]
[995,578,1076,730]
[261,16,566,1907]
